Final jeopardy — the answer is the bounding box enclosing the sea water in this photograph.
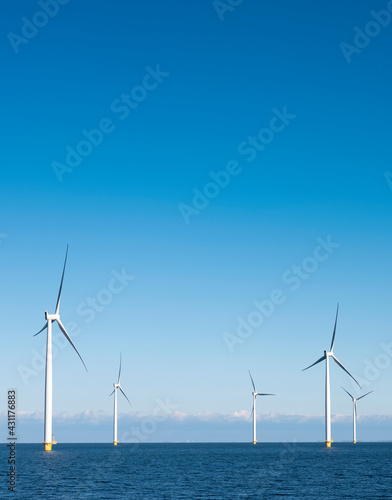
[1,442,391,499]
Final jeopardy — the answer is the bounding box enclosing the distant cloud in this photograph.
[2,410,392,426]
[171,410,188,421]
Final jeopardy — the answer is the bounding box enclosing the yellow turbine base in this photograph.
[43,443,52,451]
[253,441,257,445]
[113,441,118,446]
[353,440,357,444]
[325,441,332,448]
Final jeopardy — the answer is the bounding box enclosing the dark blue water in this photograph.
[1,443,391,499]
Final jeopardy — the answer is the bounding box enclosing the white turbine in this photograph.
[248,370,274,445]
[110,354,131,445]
[342,387,373,444]
[34,245,87,451]
[303,303,361,447]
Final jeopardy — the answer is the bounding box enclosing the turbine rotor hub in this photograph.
[46,312,60,321]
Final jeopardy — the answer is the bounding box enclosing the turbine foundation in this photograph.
[113,441,118,446]
[325,441,332,448]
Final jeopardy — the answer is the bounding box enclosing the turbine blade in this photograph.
[118,353,122,384]
[357,390,373,401]
[55,245,69,315]
[109,389,115,397]
[330,303,339,352]
[119,386,131,406]
[257,393,275,396]
[248,370,256,392]
[34,323,48,336]
[341,386,354,400]
[56,318,88,372]
[302,354,326,371]
[331,354,361,389]
[250,404,254,420]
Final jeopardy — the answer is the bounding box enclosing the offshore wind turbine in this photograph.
[342,387,373,443]
[303,303,361,447]
[110,354,131,445]
[34,245,87,451]
[248,370,275,445]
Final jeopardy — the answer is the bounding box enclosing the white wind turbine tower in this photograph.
[35,245,87,451]
[110,354,131,445]
[303,304,361,447]
[248,371,275,445]
[342,387,373,444]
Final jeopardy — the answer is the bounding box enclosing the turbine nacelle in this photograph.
[342,387,373,403]
[35,246,87,372]
[110,355,131,406]
[248,371,275,398]
[302,304,360,389]
[45,312,60,321]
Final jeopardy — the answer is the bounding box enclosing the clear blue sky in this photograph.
[1,0,392,443]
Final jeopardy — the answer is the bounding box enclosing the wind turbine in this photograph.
[34,245,87,451]
[110,354,131,445]
[303,303,361,447]
[342,387,373,444]
[248,370,275,445]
